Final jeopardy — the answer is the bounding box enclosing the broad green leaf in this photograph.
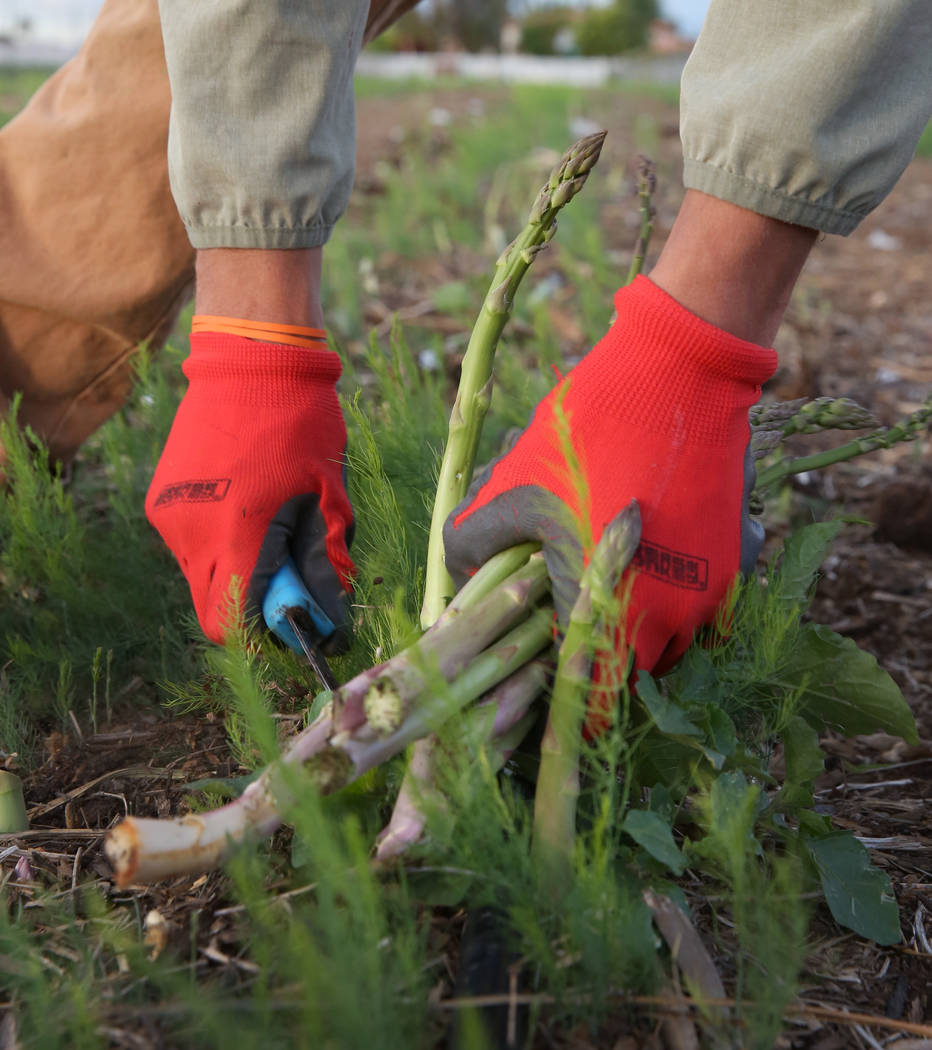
[666,646,721,705]
[622,809,686,876]
[636,671,702,736]
[776,521,844,605]
[698,743,726,771]
[693,771,762,870]
[779,715,824,808]
[648,783,674,823]
[807,832,901,944]
[633,732,697,793]
[701,706,737,759]
[783,624,918,743]
[798,810,833,837]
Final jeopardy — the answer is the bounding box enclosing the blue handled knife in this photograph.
[262,557,340,692]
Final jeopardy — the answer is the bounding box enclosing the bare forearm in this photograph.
[195,248,324,328]
[649,190,817,347]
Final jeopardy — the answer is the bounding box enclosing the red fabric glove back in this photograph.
[445,276,777,674]
[146,331,355,643]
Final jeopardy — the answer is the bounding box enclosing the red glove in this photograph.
[146,329,355,645]
[444,275,777,674]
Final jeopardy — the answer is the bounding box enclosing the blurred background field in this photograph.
[0,45,930,1050]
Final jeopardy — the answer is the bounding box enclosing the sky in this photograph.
[6,0,711,47]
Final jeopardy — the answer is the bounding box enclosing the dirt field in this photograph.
[6,82,931,1048]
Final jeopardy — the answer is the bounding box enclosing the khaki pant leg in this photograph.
[682,0,932,234]
[0,0,194,465]
[0,0,422,465]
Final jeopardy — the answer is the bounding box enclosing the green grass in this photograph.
[916,119,932,158]
[0,65,54,125]
[0,77,917,1048]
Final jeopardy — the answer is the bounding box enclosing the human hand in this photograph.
[443,275,777,674]
[146,333,355,646]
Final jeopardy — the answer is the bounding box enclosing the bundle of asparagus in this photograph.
[106,548,554,886]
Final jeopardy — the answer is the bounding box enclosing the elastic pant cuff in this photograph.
[184,222,336,250]
[683,158,863,236]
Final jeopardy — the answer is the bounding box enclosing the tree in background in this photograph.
[443,0,510,52]
[576,0,659,55]
[367,0,660,56]
[519,6,576,55]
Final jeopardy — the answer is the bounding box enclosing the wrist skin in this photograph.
[195,247,324,329]
[649,190,817,348]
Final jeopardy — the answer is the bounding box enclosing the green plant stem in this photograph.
[0,771,28,833]
[375,659,550,861]
[395,133,606,865]
[420,131,606,628]
[366,554,549,731]
[440,541,540,619]
[625,156,656,286]
[532,609,591,889]
[756,394,932,492]
[532,503,641,890]
[336,613,554,784]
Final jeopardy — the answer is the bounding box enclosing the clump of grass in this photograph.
[0,350,193,761]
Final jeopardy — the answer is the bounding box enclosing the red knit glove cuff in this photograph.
[182,333,343,407]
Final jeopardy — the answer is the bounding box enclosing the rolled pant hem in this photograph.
[683,158,863,236]
[185,222,336,250]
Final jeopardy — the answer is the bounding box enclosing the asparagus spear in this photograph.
[420,131,606,627]
[750,396,878,437]
[375,658,550,861]
[625,155,656,286]
[755,391,931,492]
[532,502,641,889]
[0,771,28,834]
[387,134,607,861]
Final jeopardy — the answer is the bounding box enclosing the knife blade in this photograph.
[262,556,340,692]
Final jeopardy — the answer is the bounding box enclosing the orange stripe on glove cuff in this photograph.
[192,315,328,350]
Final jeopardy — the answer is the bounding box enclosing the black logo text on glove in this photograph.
[152,478,231,507]
[631,540,708,590]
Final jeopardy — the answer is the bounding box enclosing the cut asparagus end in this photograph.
[105,572,554,885]
[105,812,244,889]
[363,678,408,735]
[303,746,355,794]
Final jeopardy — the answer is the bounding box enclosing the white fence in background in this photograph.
[0,40,79,66]
[356,51,688,87]
[0,41,688,86]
